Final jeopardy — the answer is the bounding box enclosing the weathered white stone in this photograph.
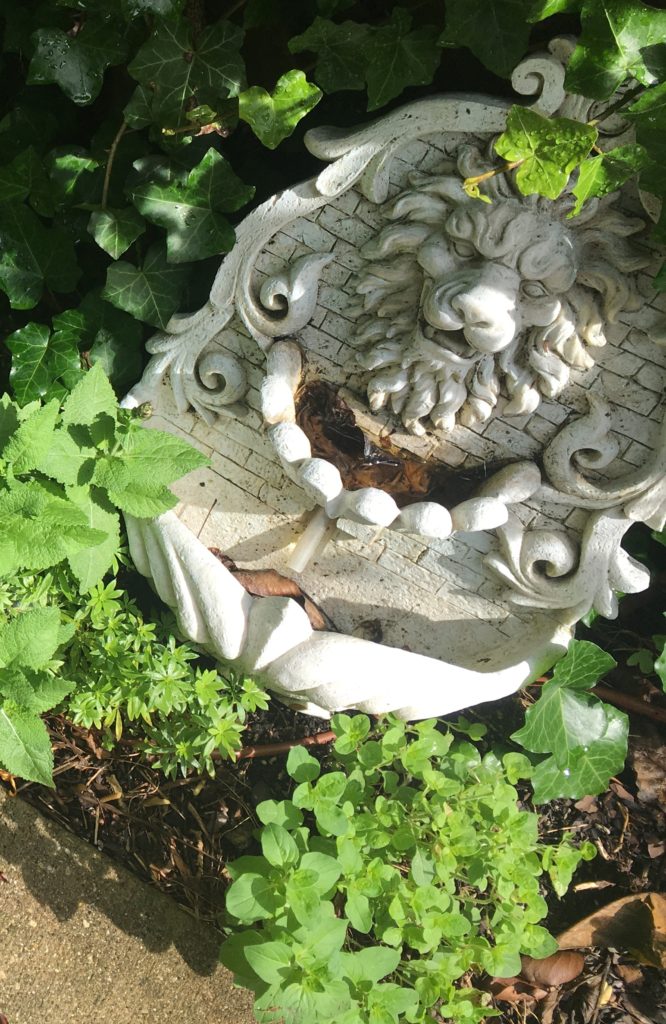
[326,487,400,526]
[450,497,509,534]
[268,422,312,464]
[298,458,344,504]
[239,596,313,673]
[478,462,542,504]
[392,502,453,539]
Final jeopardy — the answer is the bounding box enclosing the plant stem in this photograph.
[464,159,524,188]
[235,729,335,760]
[587,84,646,127]
[101,121,129,210]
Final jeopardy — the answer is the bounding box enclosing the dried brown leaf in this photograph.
[520,951,585,988]
[558,892,666,968]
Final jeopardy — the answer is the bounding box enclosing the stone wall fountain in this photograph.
[122,40,666,720]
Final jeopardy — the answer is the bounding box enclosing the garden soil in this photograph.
[0,787,254,1024]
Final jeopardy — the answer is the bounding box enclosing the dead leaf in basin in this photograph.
[558,892,666,968]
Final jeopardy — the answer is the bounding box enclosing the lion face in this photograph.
[352,154,649,436]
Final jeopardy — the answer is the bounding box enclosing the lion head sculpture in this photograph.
[351,144,651,436]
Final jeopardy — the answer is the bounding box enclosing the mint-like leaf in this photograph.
[88,207,146,259]
[512,640,626,802]
[66,485,120,592]
[2,399,59,474]
[130,149,254,263]
[102,244,190,328]
[495,106,598,199]
[0,701,55,786]
[239,71,322,149]
[0,607,62,670]
[61,362,118,427]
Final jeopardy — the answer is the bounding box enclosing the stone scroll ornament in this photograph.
[122,40,666,721]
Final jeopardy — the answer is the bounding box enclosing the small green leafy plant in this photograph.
[511,640,628,804]
[627,615,666,691]
[0,565,269,786]
[221,714,594,1024]
[0,361,207,587]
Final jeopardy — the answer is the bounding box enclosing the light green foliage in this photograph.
[130,150,254,263]
[570,143,647,215]
[289,9,441,110]
[495,106,598,199]
[439,0,532,79]
[222,714,593,1024]
[0,365,208,585]
[566,0,666,100]
[28,20,127,105]
[0,566,269,786]
[102,244,190,327]
[88,207,146,260]
[512,640,627,803]
[239,71,322,149]
[529,0,582,17]
[127,18,245,128]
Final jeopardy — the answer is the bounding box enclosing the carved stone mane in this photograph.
[352,144,651,435]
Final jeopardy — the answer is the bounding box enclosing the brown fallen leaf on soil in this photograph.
[208,549,334,631]
[558,892,666,968]
[488,950,583,1007]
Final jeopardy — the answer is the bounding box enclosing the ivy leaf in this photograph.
[6,322,83,406]
[45,147,100,210]
[28,21,127,105]
[102,244,190,328]
[495,106,598,199]
[365,9,440,111]
[122,0,184,16]
[127,18,245,128]
[566,0,666,100]
[130,149,254,263]
[570,143,647,215]
[71,291,145,393]
[88,207,146,259]
[439,0,531,79]
[512,640,627,802]
[528,0,582,17]
[0,703,55,786]
[0,204,80,309]
[239,71,322,149]
[66,485,120,592]
[0,148,54,216]
[289,18,369,94]
[625,83,666,196]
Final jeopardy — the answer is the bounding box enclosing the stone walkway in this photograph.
[0,788,255,1024]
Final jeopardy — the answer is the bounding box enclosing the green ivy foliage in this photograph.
[222,714,596,1024]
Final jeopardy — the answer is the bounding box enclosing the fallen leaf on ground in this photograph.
[558,892,666,968]
[520,951,585,988]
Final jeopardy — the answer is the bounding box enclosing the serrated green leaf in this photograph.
[566,0,666,100]
[0,671,74,716]
[0,204,80,309]
[61,362,119,427]
[289,18,369,93]
[571,144,647,216]
[28,21,127,105]
[6,322,83,406]
[0,703,55,786]
[2,399,59,474]
[127,18,245,128]
[0,607,62,670]
[495,106,598,199]
[239,71,322,149]
[439,0,531,78]
[365,9,440,111]
[66,485,120,592]
[102,244,190,328]
[130,149,253,263]
[88,207,146,259]
[0,481,107,575]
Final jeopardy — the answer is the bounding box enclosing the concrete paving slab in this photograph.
[0,788,255,1024]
